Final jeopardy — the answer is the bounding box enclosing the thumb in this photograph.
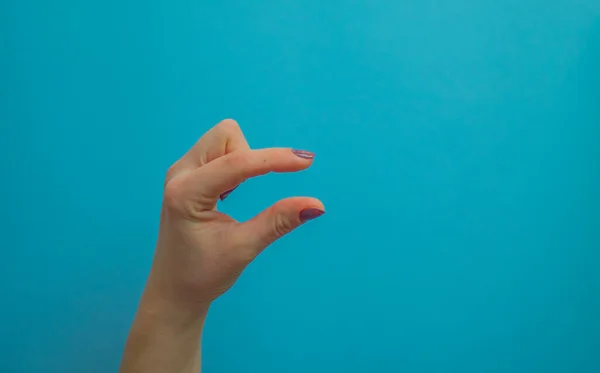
[237,197,325,255]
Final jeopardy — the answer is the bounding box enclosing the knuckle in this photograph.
[220,118,240,130]
[273,212,294,238]
[163,177,185,210]
[216,118,240,135]
[164,177,209,218]
[165,163,179,184]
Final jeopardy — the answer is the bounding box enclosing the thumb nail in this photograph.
[299,208,325,222]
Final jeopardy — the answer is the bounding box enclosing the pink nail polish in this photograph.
[299,208,325,222]
[292,149,315,160]
[219,185,239,201]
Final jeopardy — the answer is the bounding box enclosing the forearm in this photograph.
[119,284,208,373]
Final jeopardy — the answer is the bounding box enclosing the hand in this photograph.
[146,119,325,314]
[120,120,324,373]
[120,119,324,373]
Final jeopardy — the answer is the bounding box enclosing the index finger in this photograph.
[188,148,315,202]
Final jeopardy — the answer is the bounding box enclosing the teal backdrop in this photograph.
[1,1,599,372]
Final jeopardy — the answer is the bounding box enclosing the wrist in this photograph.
[121,281,207,373]
[139,278,211,331]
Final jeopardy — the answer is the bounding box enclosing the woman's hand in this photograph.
[151,118,324,309]
[120,119,324,373]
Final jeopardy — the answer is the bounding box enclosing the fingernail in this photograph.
[299,208,325,222]
[292,149,315,160]
[219,185,239,201]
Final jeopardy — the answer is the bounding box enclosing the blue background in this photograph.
[1,1,599,372]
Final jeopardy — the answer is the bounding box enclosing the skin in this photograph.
[119,119,325,373]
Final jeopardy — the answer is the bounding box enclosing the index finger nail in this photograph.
[292,149,315,159]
